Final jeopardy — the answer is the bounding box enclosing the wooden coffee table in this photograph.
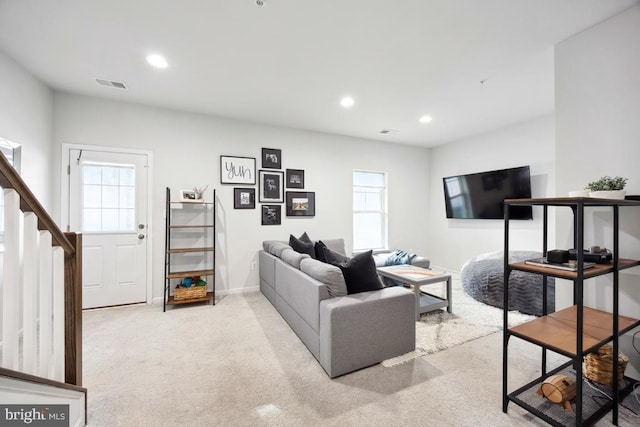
[377,265,452,320]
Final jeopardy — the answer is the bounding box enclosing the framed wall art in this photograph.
[234,188,255,209]
[286,169,304,189]
[261,205,281,225]
[261,148,281,169]
[259,170,284,203]
[286,191,315,217]
[220,155,256,185]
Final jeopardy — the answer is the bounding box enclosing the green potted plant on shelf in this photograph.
[584,176,628,199]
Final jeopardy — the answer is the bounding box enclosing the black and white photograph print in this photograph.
[261,148,282,169]
[234,187,255,209]
[259,170,284,203]
[286,169,305,189]
[261,205,281,225]
[286,191,315,216]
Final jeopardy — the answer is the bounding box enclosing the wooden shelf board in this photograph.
[509,305,640,356]
[167,247,214,254]
[169,225,214,229]
[170,201,213,205]
[166,291,214,305]
[510,258,640,279]
[167,269,214,279]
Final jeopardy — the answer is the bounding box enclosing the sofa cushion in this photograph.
[331,250,383,295]
[300,258,348,297]
[289,233,316,258]
[281,248,310,269]
[263,240,292,258]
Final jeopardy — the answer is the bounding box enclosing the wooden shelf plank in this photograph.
[169,225,214,229]
[166,291,214,305]
[167,269,214,279]
[510,258,640,280]
[505,197,640,207]
[509,306,640,356]
[167,247,214,254]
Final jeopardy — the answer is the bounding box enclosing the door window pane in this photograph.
[81,163,136,232]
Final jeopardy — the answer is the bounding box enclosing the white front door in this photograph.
[68,148,149,309]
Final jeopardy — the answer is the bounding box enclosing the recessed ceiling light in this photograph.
[419,115,433,124]
[146,54,168,69]
[340,96,355,108]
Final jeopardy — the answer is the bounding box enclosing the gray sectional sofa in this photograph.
[259,238,416,378]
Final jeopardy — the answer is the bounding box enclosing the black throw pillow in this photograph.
[334,250,383,295]
[289,233,315,258]
[315,240,329,263]
[322,244,350,265]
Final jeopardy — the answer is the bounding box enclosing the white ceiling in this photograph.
[0,0,637,147]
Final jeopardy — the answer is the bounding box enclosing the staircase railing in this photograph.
[0,151,82,386]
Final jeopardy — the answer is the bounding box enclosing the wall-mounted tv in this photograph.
[443,165,532,220]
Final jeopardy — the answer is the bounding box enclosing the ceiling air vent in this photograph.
[96,79,127,89]
[379,129,399,135]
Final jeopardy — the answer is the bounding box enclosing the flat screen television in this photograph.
[443,165,532,220]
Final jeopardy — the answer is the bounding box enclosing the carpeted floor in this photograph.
[83,284,640,426]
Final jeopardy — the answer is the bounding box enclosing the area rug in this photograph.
[382,272,535,367]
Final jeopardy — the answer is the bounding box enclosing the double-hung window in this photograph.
[353,170,387,251]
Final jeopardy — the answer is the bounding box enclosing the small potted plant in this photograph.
[585,176,628,199]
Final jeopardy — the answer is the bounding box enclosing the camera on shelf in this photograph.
[568,246,612,264]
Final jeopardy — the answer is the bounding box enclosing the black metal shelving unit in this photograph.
[502,197,640,426]
[163,187,216,311]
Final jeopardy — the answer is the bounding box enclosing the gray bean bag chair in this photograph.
[460,251,555,316]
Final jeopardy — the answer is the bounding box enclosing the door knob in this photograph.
[138,234,145,240]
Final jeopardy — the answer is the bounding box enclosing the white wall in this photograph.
[0,50,53,209]
[427,115,555,271]
[52,92,430,300]
[555,5,640,378]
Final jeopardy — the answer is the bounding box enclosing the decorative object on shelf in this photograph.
[259,170,284,203]
[286,169,305,189]
[234,187,256,209]
[285,191,315,216]
[568,190,590,197]
[192,185,208,200]
[585,175,628,199]
[537,374,576,413]
[583,345,628,387]
[180,190,200,202]
[183,277,193,288]
[262,205,281,225]
[261,147,281,169]
[220,155,256,185]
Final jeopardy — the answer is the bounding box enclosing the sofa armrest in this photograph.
[318,287,415,378]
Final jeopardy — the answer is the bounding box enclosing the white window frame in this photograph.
[353,170,388,251]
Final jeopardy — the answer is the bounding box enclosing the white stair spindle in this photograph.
[52,247,65,382]
[22,212,39,375]
[2,189,20,370]
[38,231,53,378]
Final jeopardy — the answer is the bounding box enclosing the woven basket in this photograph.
[174,285,207,301]
[582,345,628,387]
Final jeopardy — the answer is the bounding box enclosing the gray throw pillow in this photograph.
[300,258,348,297]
